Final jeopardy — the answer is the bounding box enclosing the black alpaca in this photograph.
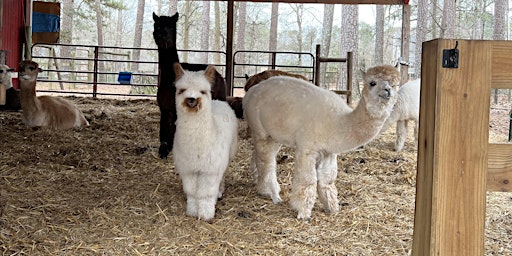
[153,12,227,159]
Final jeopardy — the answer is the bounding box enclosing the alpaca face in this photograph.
[0,65,15,78]
[174,63,215,114]
[18,60,42,82]
[362,65,400,104]
[152,12,178,49]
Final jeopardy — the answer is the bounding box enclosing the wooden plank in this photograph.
[491,41,512,89]
[233,0,406,4]
[488,143,512,192]
[412,39,490,256]
[412,38,439,256]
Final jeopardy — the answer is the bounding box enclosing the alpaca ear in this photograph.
[359,67,367,78]
[173,62,184,81]
[244,74,249,80]
[171,12,179,22]
[152,12,159,22]
[204,65,217,84]
[38,68,43,73]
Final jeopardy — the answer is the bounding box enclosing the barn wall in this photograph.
[1,0,25,89]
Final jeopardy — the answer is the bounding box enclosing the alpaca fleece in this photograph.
[243,65,400,220]
[172,63,238,221]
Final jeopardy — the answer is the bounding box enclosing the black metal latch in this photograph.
[442,41,459,68]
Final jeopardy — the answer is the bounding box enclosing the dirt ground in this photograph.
[0,95,511,255]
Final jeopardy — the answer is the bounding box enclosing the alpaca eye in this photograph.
[201,90,208,95]
[369,81,377,87]
[178,89,186,94]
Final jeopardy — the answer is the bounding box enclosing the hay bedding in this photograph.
[0,97,510,255]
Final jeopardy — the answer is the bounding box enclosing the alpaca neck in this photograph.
[334,97,392,152]
[176,107,215,139]
[20,81,41,113]
[157,47,180,86]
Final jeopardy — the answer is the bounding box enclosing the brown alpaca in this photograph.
[244,70,309,92]
[19,60,89,129]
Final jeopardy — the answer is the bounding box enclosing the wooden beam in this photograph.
[226,0,234,96]
[229,0,406,4]
[412,39,491,256]
[488,143,512,192]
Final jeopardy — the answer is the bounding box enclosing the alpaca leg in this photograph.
[395,120,408,152]
[180,172,199,218]
[316,153,339,214]
[290,149,318,220]
[254,138,282,204]
[195,172,224,221]
[158,110,174,158]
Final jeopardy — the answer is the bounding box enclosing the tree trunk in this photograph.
[441,0,456,38]
[182,1,192,61]
[214,1,221,64]
[374,5,384,66]
[268,2,279,66]
[431,0,438,39]
[400,4,411,84]
[200,1,211,63]
[290,4,304,65]
[493,0,509,103]
[132,0,145,73]
[95,0,105,82]
[320,4,334,87]
[236,2,247,73]
[340,5,358,98]
[115,9,123,47]
[168,0,178,15]
[60,0,74,79]
[414,0,429,79]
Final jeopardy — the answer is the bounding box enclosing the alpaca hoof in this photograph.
[159,142,171,159]
[271,195,283,204]
[297,211,312,221]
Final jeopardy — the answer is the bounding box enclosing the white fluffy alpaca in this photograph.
[379,78,420,151]
[243,65,400,220]
[172,63,238,221]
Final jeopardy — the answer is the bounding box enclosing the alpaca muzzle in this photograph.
[182,97,202,112]
[379,88,392,100]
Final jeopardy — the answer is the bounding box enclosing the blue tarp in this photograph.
[32,12,60,33]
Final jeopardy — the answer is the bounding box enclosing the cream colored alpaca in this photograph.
[19,60,89,129]
[173,63,238,221]
[243,65,400,220]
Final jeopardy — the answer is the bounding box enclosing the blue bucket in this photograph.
[118,72,132,84]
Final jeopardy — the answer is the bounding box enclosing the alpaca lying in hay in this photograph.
[243,65,400,220]
[0,64,21,111]
[152,12,227,159]
[379,78,420,152]
[18,60,89,129]
[172,63,238,221]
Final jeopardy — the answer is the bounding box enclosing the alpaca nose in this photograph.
[185,97,198,108]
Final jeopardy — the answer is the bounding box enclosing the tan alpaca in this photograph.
[19,60,89,129]
[243,65,400,220]
[244,69,309,92]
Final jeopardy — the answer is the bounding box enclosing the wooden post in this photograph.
[412,39,491,255]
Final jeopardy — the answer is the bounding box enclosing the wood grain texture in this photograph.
[413,39,492,256]
[488,143,512,192]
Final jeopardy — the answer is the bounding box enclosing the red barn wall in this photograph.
[1,0,25,89]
